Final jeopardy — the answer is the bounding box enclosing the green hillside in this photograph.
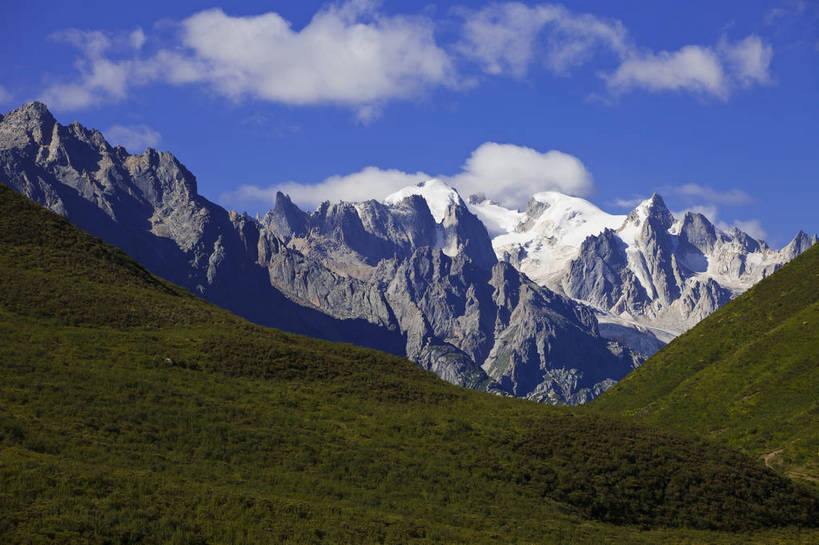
[1,183,817,544]
[592,242,819,488]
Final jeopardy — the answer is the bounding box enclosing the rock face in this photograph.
[264,179,498,279]
[0,102,640,404]
[472,190,816,350]
[0,102,407,354]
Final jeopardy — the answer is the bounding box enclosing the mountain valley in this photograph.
[1,102,814,405]
[0,179,817,543]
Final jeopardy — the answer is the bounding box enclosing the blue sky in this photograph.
[1,0,817,246]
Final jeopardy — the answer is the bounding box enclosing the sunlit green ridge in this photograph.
[593,242,819,488]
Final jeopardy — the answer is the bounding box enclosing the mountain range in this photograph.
[1,101,814,404]
[1,180,817,543]
[471,190,815,347]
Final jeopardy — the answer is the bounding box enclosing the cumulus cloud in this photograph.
[39,2,455,116]
[673,204,721,223]
[728,219,767,240]
[38,2,775,113]
[104,124,161,153]
[449,142,594,207]
[605,36,772,98]
[606,46,728,97]
[719,35,773,87]
[173,5,453,108]
[39,28,145,110]
[667,191,766,241]
[220,142,593,212]
[458,2,772,100]
[457,2,629,77]
[222,167,430,211]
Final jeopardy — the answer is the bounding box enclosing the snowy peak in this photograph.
[525,191,626,247]
[626,193,674,231]
[472,190,626,285]
[383,178,496,269]
[478,185,816,351]
[259,178,495,278]
[385,178,463,223]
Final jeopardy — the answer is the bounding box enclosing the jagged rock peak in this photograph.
[626,193,673,230]
[782,230,818,258]
[679,211,718,253]
[262,191,309,235]
[0,101,58,149]
[8,101,55,122]
[646,192,668,210]
[790,230,817,248]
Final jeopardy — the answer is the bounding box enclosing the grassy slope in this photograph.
[592,243,819,487]
[1,184,817,544]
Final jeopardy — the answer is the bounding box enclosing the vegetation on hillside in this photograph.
[592,242,819,488]
[1,184,817,544]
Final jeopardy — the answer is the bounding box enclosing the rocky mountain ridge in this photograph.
[0,102,640,404]
[470,188,816,345]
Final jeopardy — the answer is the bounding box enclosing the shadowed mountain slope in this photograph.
[0,102,641,403]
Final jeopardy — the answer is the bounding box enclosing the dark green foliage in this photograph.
[1,184,817,544]
[592,242,819,487]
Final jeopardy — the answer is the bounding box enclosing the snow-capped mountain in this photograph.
[263,177,640,403]
[0,102,640,404]
[265,178,497,279]
[471,191,627,285]
[2,101,812,403]
[469,190,816,345]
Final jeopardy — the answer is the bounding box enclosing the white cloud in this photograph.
[605,36,772,98]
[0,84,12,104]
[39,29,144,110]
[716,218,767,240]
[129,27,146,50]
[457,2,629,77]
[457,3,556,77]
[104,124,161,153]
[37,2,775,113]
[672,201,767,242]
[729,219,767,240]
[666,184,753,206]
[221,142,593,212]
[612,196,646,209]
[458,3,772,100]
[172,5,454,106]
[449,142,593,207]
[606,46,728,97]
[674,204,720,223]
[40,2,455,114]
[222,167,430,211]
[719,35,773,87]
